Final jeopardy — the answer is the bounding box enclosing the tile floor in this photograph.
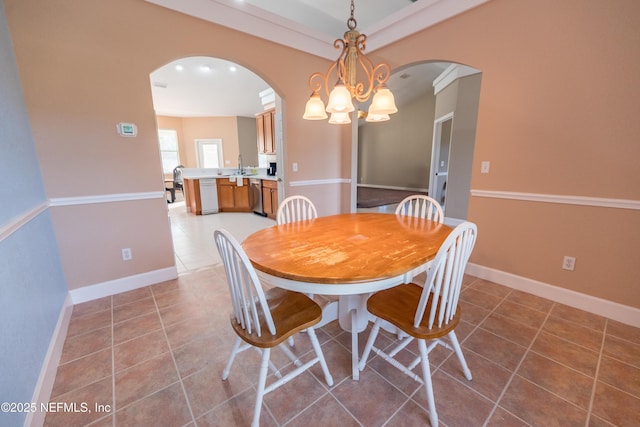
[45,203,640,426]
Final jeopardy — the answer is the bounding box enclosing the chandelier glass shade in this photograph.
[302,92,328,120]
[328,111,352,124]
[302,0,398,124]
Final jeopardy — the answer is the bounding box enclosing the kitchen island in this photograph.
[181,168,277,216]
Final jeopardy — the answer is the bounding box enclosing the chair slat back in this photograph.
[214,229,276,336]
[277,195,318,225]
[173,165,184,185]
[395,195,444,223]
[414,222,477,329]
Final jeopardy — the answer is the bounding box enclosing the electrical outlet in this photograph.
[122,248,133,261]
[562,256,576,271]
[293,162,298,172]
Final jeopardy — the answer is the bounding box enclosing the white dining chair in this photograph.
[277,195,318,225]
[358,221,477,426]
[214,229,333,427]
[395,194,444,223]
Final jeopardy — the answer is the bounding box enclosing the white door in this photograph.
[429,114,454,211]
[195,139,224,168]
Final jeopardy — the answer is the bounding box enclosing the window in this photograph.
[158,129,180,174]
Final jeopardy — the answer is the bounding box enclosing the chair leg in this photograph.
[448,331,472,380]
[222,337,242,380]
[252,347,271,427]
[418,340,438,427]
[358,318,381,371]
[279,342,303,367]
[307,327,333,386]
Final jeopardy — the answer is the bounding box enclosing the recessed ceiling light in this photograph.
[175,64,184,71]
[229,66,237,72]
[200,65,211,72]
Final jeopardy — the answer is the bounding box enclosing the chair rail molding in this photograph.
[49,191,165,207]
[470,189,640,210]
[0,201,49,242]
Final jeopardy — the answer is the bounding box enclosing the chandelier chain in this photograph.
[348,0,357,30]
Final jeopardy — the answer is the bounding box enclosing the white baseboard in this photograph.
[25,294,73,427]
[69,266,178,304]
[25,267,178,426]
[466,263,640,328]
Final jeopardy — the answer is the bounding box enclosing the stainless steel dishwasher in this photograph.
[249,178,265,216]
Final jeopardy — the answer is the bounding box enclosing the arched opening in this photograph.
[149,56,281,183]
[149,56,282,270]
[355,60,481,224]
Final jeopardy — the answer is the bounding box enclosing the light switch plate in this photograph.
[481,161,490,174]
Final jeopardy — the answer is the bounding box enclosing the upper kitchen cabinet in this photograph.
[256,109,275,154]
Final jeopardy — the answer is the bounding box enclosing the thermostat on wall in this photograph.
[116,122,137,137]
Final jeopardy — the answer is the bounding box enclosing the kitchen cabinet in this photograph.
[184,178,201,214]
[257,109,275,154]
[262,179,278,219]
[217,178,251,212]
[183,178,219,215]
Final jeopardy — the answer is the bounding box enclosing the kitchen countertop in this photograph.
[182,168,278,181]
[183,174,278,181]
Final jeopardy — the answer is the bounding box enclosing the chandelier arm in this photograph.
[308,72,325,93]
[372,62,392,86]
[352,37,375,102]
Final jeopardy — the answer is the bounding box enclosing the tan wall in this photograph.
[182,116,239,168]
[6,0,640,308]
[50,199,174,290]
[157,116,240,169]
[372,0,640,307]
[358,91,435,189]
[6,0,344,291]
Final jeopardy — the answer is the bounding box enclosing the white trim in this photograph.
[69,267,178,304]
[0,202,49,242]
[433,64,481,95]
[470,189,640,210]
[145,0,490,59]
[25,294,73,427]
[466,263,640,328]
[49,192,165,207]
[289,178,351,187]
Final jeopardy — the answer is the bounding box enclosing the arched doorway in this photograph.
[354,61,481,223]
[149,56,279,179]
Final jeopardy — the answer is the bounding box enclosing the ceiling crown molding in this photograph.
[146,0,490,60]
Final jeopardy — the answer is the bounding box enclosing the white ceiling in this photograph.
[147,0,488,117]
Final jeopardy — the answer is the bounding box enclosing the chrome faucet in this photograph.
[238,154,243,174]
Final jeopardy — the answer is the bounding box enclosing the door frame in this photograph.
[429,112,454,209]
[195,138,224,168]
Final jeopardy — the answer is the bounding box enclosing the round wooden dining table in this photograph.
[242,212,452,379]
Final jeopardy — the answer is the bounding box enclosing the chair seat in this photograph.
[231,287,322,348]
[367,283,460,340]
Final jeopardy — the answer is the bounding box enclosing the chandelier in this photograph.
[302,0,398,124]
